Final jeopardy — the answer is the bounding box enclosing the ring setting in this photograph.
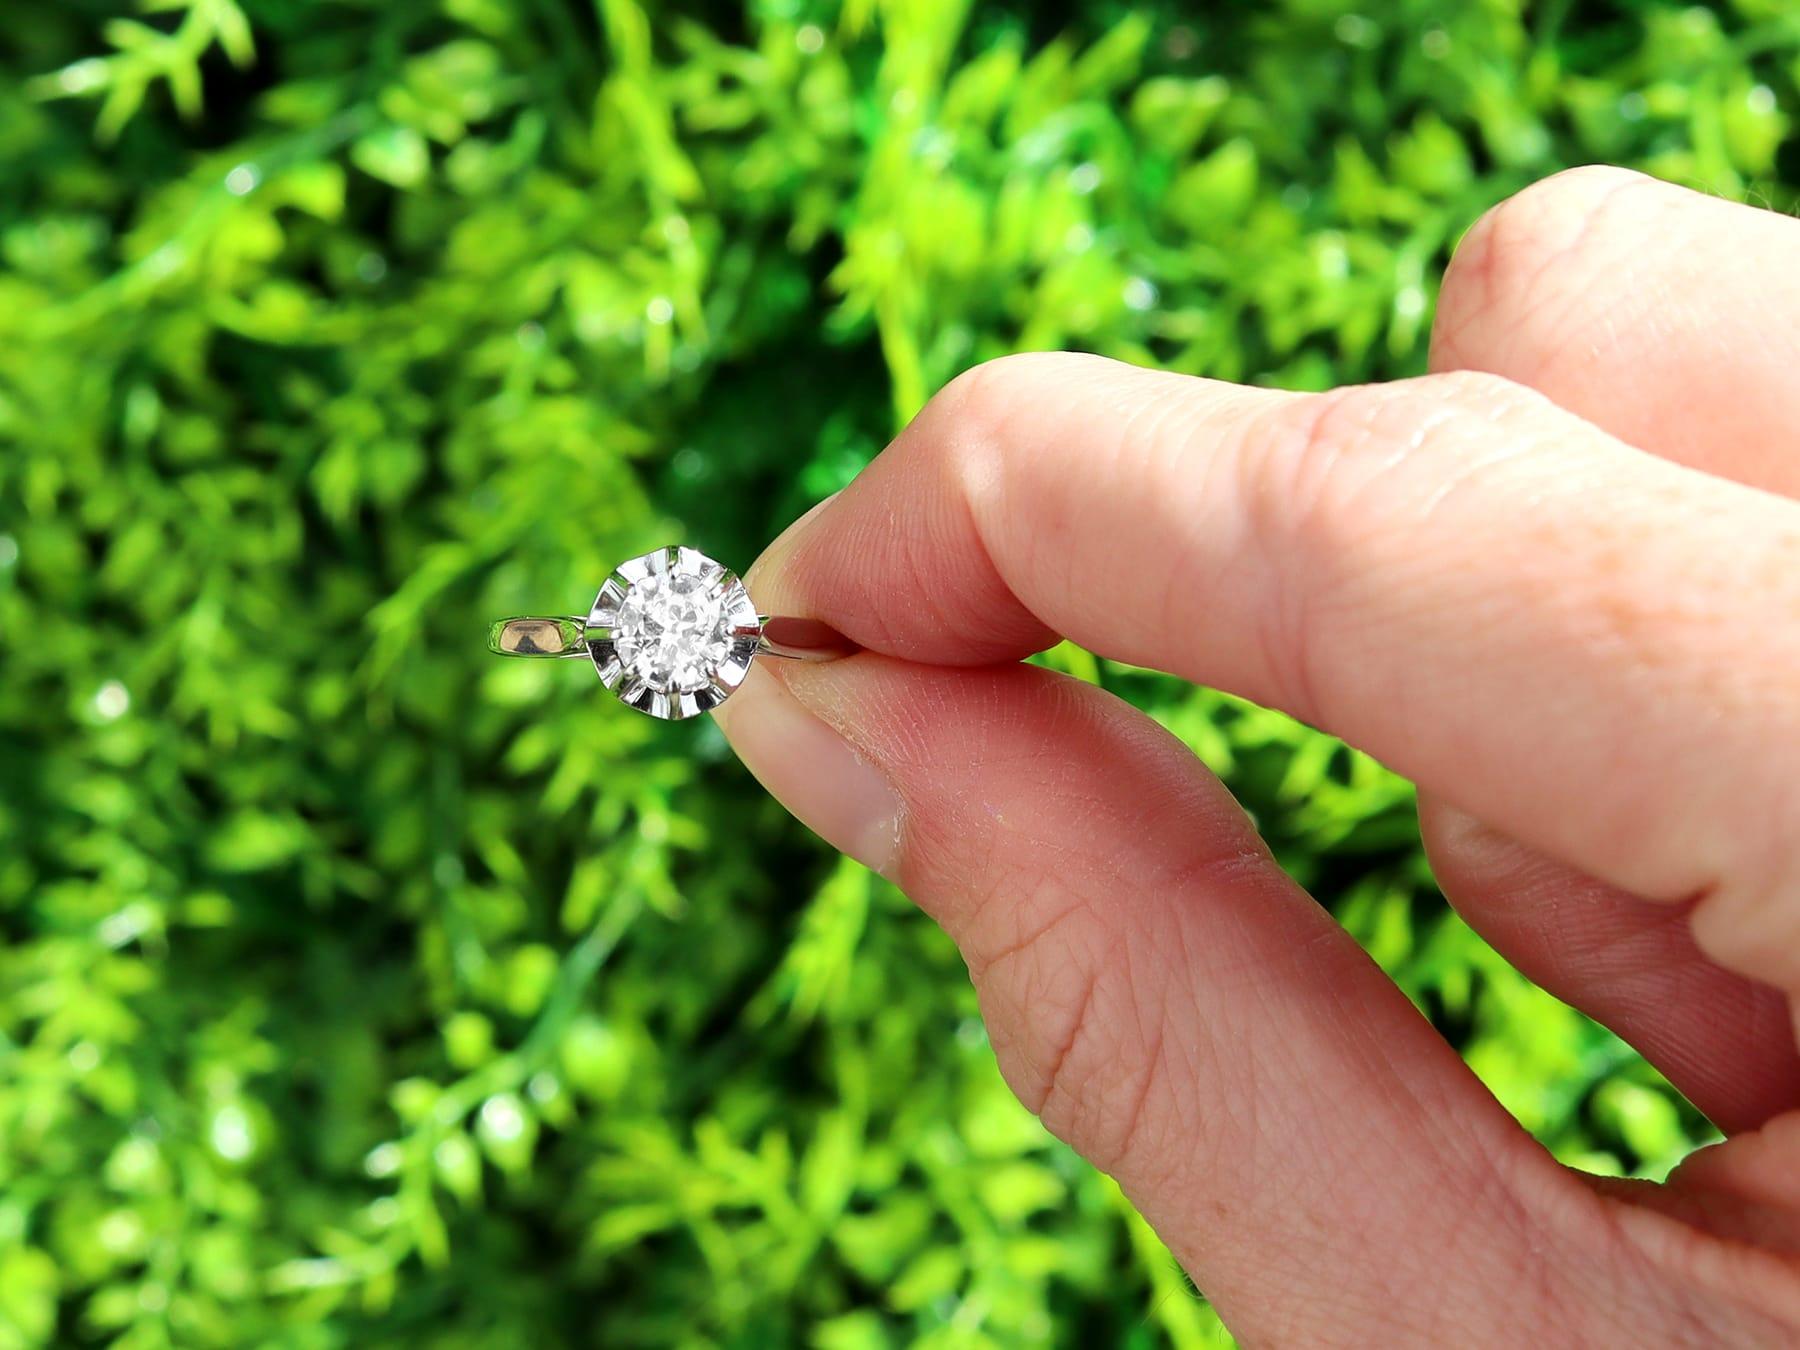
[488,545,842,720]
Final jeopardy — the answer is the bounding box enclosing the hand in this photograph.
[712,166,1800,1345]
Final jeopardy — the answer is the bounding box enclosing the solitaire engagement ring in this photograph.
[487,545,848,720]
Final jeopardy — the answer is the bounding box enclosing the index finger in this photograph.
[749,354,1800,991]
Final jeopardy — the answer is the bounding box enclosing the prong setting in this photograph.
[587,546,762,720]
[588,575,628,632]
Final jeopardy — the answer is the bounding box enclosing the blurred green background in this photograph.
[2,1,1797,1345]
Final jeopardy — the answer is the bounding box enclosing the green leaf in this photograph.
[0,1247,59,1344]
[976,1161,1066,1224]
[888,1246,963,1313]
[800,1110,861,1222]
[1166,137,1258,231]
[475,1093,539,1174]
[352,125,430,188]
[433,1132,483,1204]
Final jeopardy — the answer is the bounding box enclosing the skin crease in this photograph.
[711,168,1800,1345]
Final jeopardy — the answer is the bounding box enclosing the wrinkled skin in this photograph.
[713,168,1800,1346]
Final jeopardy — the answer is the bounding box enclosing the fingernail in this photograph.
[1424,801,1523,867]
[712,663,902,877]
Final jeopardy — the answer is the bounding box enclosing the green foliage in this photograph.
[2,1,1796,1345]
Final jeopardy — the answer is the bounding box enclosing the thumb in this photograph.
[715,650,1630,1343]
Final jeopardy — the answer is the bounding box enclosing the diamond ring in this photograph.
[487,545,849,720]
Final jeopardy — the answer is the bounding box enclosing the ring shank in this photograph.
[487,614,855,662]
[487,616,589,658]
[754,615,858,662]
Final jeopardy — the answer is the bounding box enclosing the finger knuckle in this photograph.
[1255,371,1544,539]
[967,893,1185,1179]
[1029,965,1171,1177]
[1241,373,1547,720]
[1435,165,1664,368]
